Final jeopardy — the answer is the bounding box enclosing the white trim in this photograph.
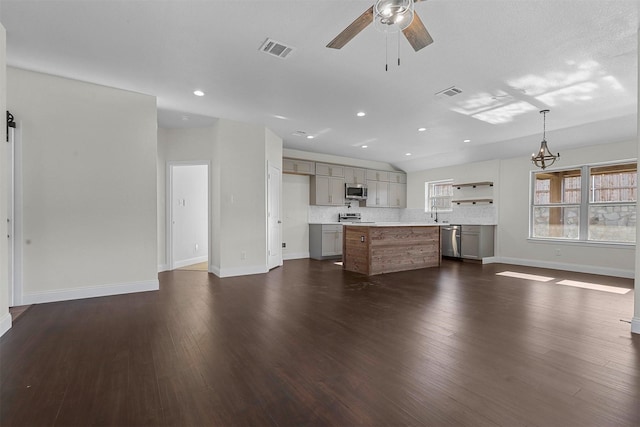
[495,256,634,279]
[631,317,640,335]
[527,238,635,249]
[0,313,12,338]
[22,279,159,305]
[481,256,497,264]
[209,265,220,276]
[173,256,208,269]
[283,252,310,260]
[158,263,169,273]
[211,265,269,278]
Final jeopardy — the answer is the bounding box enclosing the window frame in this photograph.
[425,179,453,213]
[529,159,637,245]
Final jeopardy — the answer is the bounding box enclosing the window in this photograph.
[425,179,453,212]
[588,164,636,242]
[531,161,636,243]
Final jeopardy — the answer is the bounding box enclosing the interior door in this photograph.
[6,124,14,306]
[268,163,282,269]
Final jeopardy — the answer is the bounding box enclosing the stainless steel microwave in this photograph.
[345,183,367,200]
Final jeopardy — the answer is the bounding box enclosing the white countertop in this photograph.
[309,222,497,226]
[341,222,438,227]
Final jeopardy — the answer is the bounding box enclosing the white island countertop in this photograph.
[309,222,497,226]
[341,222,439,227]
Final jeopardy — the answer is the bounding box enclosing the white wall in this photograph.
[266,128,283,170]
[283,174,310,259]
[7,68,158,304]
[171,164,208,268]
[407,159,500,210]
[159,121,282,277]
[407,141,636,277]
[0,23,10,336]
[498,140,635,277]
[213,119,270,276]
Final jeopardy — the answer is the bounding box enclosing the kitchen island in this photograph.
[342,224,441,275]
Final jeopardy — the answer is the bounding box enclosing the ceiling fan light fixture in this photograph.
[531,109,560,170]
[374,0,414,33]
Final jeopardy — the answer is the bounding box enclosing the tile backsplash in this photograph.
[309,204,497,224]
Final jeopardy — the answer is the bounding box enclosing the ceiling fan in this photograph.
[327,0,433,52]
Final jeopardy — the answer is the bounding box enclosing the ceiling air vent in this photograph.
[435,86,463,99]
[259,38,294,59]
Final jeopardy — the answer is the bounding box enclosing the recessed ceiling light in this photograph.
[464,139,471,143]
[361,145,368,149]
[418,127,427,132]
[274,114,288,120]
[193,90,205,97]
[357,112,366,117]
[307,135,314,139]
[405,153,412,156]
[181,116,189,121]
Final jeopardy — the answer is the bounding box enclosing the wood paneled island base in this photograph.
[343,224,441,275]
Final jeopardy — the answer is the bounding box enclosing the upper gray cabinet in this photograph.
[366,169,390,182]
[389,172,407,184]
[344,167,366,185]
[283,158,315,175]
[316,163,344,177]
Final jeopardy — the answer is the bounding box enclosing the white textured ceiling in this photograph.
[0,0,637,171]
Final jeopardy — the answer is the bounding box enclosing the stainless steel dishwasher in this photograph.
[441,225,461,258]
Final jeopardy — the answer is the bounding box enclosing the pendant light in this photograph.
[531,109,559,170]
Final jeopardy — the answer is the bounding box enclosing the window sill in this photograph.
[527,237,635,249]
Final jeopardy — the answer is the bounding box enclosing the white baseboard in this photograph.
[481,256,497,264]
[210,264,269,278]
[283,252,310,261]
[632,317,640,335]
[22,279,160,305]
[158,263,169,273]
[494,257,634,279]
[173,256,208,269]
[0,312,12,338]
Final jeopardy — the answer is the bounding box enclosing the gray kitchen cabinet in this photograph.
[344,167,366,185]
[309,224,343,259]
[366,180,389,207]
[316,163,344,177]
[310,175,345,206]
[283,158,315,175]
[389,182,407,208]
[389,171,407,184]
[461,225,495,260]
[366,169,390,182]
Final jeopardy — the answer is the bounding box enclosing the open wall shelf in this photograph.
[452,181,494,189]
[452,199,493,205]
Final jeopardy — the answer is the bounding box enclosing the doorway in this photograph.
[267,162,282,270]
[6,118,23,307]
[167,162,209,271]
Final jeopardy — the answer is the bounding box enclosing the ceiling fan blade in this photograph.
[402,12,434,52]
[327,6,374,49]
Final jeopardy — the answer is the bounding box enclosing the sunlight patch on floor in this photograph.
[334,261,343,266]
[496,271,555,282]
[556,279,631,294]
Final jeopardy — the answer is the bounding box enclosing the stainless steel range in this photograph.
[339,212,362,222]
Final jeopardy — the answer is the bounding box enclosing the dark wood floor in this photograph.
[1,259,638,426]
